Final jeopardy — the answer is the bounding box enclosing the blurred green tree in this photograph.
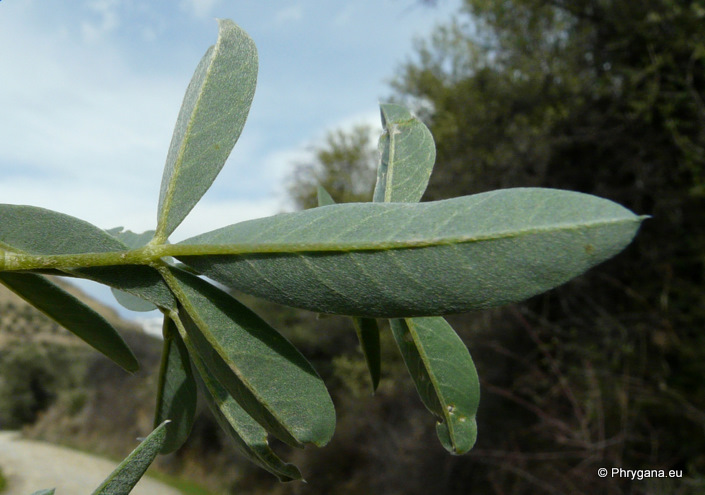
[286,125,378,209]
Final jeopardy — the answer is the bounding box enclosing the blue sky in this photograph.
[0,0,461,320]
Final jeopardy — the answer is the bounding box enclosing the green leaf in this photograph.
[111,289,158,312]
[373,103,435,203]
[29,490,55,495]
[0,272,138,372]
[373,106,476,449]
[0,204,176,310]
[316,185,381,392]
[90,421,169,495]
[352,317,381,392]
[390,317,479,454]
[316,185,336,207]
[0,204,129,255]
[182,329,302,481]
[177,188,645,317]
[154,318,197,454]
[108,229,159,312]
[110,229,157,248]
[163,267,335,448]
[156,19,258,240]
[79,266,176,310]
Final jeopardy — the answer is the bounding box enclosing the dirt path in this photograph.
[0,431,182,495]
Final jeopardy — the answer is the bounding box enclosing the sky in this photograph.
[0,0,461,323]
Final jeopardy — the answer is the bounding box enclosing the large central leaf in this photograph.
[177,188,645,317]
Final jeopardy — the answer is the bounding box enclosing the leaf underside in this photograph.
[156,19,258,239]
[0,272,138,372]
[178,188,644,317]
[164,268,336,448]
[373,103,435,203]
[0,204,175,309]
[390,318,479,454]
[154,318,197,454]
[187,340,302,481]
[91,421,170,495]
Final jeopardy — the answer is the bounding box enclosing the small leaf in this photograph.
[0,204,176,310]
[390,317,479,454]
[352,317,381,392]
[163,267,335,448]
[90,421,169,495]
[0,272,138,372]
[373,103,435,203]
[29,490,56,495]
[316,185,336,207]
[154,318,197,454]
[108,229,159,312]
[177,188,645,317]
[109,228,156,248]
[182,329,302,481]
[111,289,158,312]
[156,19,258,240]
[79,266,176,310]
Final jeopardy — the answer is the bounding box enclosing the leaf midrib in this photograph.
[175,215,645,255]
[156,42,219,242]
[0,215,643,272]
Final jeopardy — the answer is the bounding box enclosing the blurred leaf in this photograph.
[390,317,479,454]
[373,103,435,203]
[316,185,336,207]
[29,490,55,495]
[154,318,197,454]
[77,266,176,310]
[182,329,302,481]
[108,228,155,248]
[164,267,335,448]
[177,188,645,317]
[111,289,158,312]
[90,421,169,495]
[352,317,381,392]
[0,204,175,310]
[80,265,176,311]
[0,272,138,372]
[156,19,258,240]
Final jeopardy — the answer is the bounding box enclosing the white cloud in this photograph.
[333,5,355,26]
[274,5,303,25]
[81,0,121,42]
[180,0,220,18]
[0,7,186,228]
